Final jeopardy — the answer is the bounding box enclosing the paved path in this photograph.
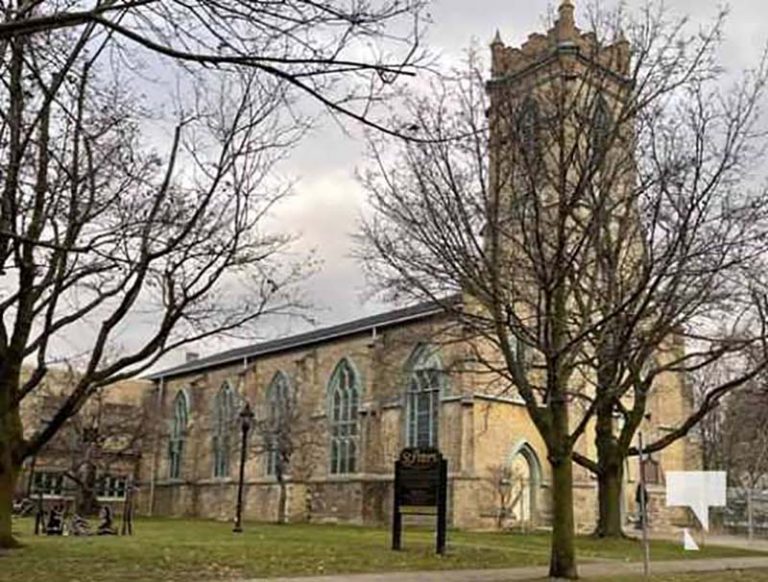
[244,556,768,581]
[650,531,768,553]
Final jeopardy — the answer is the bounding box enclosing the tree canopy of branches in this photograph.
[0,0,427,549]
[358,3,768,577]
[0,0,427,135]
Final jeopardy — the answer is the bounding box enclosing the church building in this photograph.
[137,1,698,531]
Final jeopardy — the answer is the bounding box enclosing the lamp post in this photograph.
[233,402,254,533]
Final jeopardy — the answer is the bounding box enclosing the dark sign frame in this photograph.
[391,447,448,554]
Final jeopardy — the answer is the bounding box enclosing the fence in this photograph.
[712,487,768,538]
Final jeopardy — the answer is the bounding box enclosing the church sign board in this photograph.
[391,447,447,554]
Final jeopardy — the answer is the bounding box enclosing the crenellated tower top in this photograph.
[490,0,630,82]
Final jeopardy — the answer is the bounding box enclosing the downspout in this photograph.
[362,326,378,475]
[148,376,165,516]
[241,356,249,399]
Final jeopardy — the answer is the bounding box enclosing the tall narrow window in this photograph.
[406,345,444,448]
[592,95,612,155]
[169,390,189,479]
[212,382,235,478]
[329,359,360,475]
[517,97,542,175]
[266,372,292,476]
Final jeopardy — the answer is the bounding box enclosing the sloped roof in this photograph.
[146,297,459,381]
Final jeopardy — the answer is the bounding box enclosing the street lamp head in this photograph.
[239,401,255,431]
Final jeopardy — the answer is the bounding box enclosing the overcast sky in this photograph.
[123,0,768,369]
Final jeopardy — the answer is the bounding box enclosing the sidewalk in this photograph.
[650,530,768,553]
[244,556,768,582]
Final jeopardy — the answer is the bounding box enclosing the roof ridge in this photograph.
[146,295,460,380]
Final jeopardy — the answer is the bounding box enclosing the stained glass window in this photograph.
[406,346,444,448]
[266,372,291,476]
[169,390,189,479]
[212,382,235,478]
[329,359,360,474]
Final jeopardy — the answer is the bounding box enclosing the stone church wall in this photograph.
[136,307,697,533]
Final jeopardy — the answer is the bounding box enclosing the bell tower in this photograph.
[488,1,630,86]
[485,0,633,224]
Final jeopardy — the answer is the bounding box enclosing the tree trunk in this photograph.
[304,485,312,523]
[595,462,624,537]
[594,410,625,538]
[0,404,23,549]
[549,454,578,579]
[275,458,287,524]
[747,487,754,542]
[76,461,99,516]
[0,453,20,549]
[277,476,287,524]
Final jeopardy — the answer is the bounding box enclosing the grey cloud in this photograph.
[50,1,768,370]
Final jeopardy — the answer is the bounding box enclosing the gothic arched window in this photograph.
[212,382,235,478]
[592,95,612,155]
[406,345,444,448]
[517,97,542,174]
[265,372,292,476]
[329,359,360,475]
[169,390,189,479]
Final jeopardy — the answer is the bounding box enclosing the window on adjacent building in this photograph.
[212,382,235,478]
[97,475,128,499]
[266,372,292,476]
[329,359,360,475]
[31,471,65,496]
[406,345,444,449]
[169,390,189,479]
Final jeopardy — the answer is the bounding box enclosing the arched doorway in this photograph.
[506,441,542,527]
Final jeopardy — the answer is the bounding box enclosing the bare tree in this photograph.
[563,6,768,538]
[0,0,430,547]
[0,1,428,136]
[691,359,768,538]
[358,2,768,576]
[719,372,768,540]
[251,377,322,524]
[0,19,311,547]
[288,422,325,523]
[60,386,146,516]
[690,366,731,472]
[23,368,145,515]
[485,463,526,530]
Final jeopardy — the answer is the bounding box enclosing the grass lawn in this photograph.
[2,516,766,582]
[607,570,768,581]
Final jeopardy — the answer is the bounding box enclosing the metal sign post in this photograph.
[638,431,651,577]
